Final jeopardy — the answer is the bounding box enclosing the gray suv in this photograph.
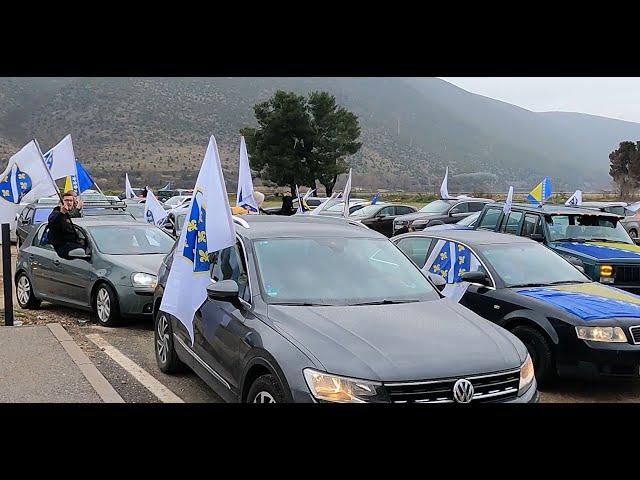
[153,215,538,403]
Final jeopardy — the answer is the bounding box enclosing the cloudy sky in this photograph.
[441,78,640,124]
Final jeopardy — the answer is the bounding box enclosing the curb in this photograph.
[47,323,125,403]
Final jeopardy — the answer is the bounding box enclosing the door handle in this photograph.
[53,259,60,266]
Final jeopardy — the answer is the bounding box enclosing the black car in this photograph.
[393,229,640,384]
[474,202,640,293]
[349,203,417,237]
[153,215,537,403]
[392,197,492,236]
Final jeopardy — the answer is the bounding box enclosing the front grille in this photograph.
[385,369,520,404]
[615,265,640,284]
[630,326,640,345]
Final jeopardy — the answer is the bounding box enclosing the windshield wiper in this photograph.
[553,238,587,243]
[587,238,623,244]
[349,299,421,306]
[271,302,335,306]
[546,280,589,285]
[508,283,549,288]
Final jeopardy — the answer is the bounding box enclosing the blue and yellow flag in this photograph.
[526,176,552,205]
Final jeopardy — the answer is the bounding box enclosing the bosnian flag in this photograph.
[440,167,451,200]
[160,136,236,346]
[144,189,169,227]
[43,134,78,181]
[565,190,582,207]
[236,136,259,213]
[125,173,136,199]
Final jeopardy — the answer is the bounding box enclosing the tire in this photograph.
[93,283,121,327]
[15,272,41,309]
[511,325,556,386]
[629,229,638,239]
[246,374,287,403]
[154,310,187,373]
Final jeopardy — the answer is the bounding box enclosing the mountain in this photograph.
[0,77,637,192]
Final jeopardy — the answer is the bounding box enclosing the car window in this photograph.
[457,211,480,226]
[450,203,469,215]
[502,211,523,235]
[33,208,53,223]
[396,206,415,215]
[521,214,541,238]
[23,208,34,223]
[378,206,395,216]
[607,206,626,216]
[89,225,174,255]
[469,202,487,212]
[211,242,250,303]
[546,214,632,243]
[395,237,434,268]
[477,208,502,230]
[424,239,486,286]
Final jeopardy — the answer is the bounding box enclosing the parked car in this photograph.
[393,229,640,384]
[349,203,417,237]
[475,202,640,293]
[163,195,191,210]
[152,215,537,403]
[15,218,174,326]
[261,196,331,216]
[316,198,369,217]
[16,202,135,247]
[423,211,481,231]
[125,203,147,222]
[392,197,492,236]
[579,201,640,239]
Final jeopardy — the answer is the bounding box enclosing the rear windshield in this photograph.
[33,208,53,223]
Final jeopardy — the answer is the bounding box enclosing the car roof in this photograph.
[58,217,143,228]
[233,215,385,239]
[485,202,621,218]
[437,197,493,203]
[399,229,534,246]
[580,201,627,207]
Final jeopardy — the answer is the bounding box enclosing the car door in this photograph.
[28,225,59,298]
[394,236,435,269]
[51,226,94,306]
[193,240,253,390]
[368,206,396,235]
[446,202,470,224]
[16,207,33,243]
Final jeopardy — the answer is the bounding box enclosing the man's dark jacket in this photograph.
[47,207,80,252]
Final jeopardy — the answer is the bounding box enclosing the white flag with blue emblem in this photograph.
[236,136,259,213]
[143,189,168,227]
[43,134,78,181]
[565,190,582,206]
[0,141,59,225]
[160,136,236,346]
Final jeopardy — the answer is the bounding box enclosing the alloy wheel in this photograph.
[17,276,30,306]
[156,314,169,364]
[253,391,276,403]
[96,288,111,323]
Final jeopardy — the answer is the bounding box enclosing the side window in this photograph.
[477,208,502,230]
[450,203,469,215]
[395,237,434,269]
[33,208,53,223]
[608,206,625,216]
[396,206,415,215]
[378,206,395,216]
[424,240,484,284]
[468,202,487,212]
[36,226,54,250]
[211,242,251,303]
[23,208,35,223]
[521,214,541,238]
[502,211,523,235]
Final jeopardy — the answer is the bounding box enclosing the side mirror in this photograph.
[206,279,239,302]
[428,273,447,292]
[460,271,490,286]
[633,238,640,246]
[575,265,585,274]
[530,233,544,242]
[67,248,90,260]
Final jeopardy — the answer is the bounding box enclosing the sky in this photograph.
[441,78,640,124]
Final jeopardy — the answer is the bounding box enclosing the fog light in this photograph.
[599,265,613,277]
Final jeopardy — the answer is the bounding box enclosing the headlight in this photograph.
[518,354,535,394]
[575,326,627,343]
[303,369,387,403]
[131,272,158,288]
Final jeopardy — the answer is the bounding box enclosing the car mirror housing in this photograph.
[67,248,90,260]
[633,238,640,246]
[428,273,447,292]
[207,279,239,302]
[460,271,490,286]
[530,233,544,242]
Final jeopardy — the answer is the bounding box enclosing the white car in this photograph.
[163,195,191,210]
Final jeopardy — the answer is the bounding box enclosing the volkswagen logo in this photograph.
[453,379,474,404]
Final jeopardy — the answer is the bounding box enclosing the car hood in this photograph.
[513,281,640,323]
[423,224,471,231]
[552,241,640,262]
[101,253,166,278]
[394,212,443,223]
[268,299,524,382]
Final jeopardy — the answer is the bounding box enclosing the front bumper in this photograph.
[558,338,640,379]
[114,285,155,317]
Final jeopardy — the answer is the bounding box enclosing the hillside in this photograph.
[0,77,637,192]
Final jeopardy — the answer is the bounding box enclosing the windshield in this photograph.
[89,225,174,255]
[165,196,189,207]
[350,205,382,217]
[253,237,440,305]
[126,205,146,220]
[547,214,632,244]
[419,200,451,214]
[457,211,480,226]
[479,243,589,288]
